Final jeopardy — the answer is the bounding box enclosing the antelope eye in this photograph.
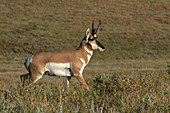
[89,38,94,41]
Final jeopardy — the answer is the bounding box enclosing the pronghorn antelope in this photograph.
[20,20,105,91]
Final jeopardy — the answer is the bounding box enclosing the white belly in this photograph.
[45,62,72,76]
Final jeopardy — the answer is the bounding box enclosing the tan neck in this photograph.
[77,41,93,56]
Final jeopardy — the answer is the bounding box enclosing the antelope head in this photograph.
[85,20,105,51]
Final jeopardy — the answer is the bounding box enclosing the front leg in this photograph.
[66,76,72,92]
[75,74,89,91]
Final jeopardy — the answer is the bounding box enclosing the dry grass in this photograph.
[0,70,169,112]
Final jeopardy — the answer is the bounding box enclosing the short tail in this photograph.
[24,55,34,71]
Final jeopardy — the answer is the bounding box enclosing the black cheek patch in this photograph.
[96,40,105,49]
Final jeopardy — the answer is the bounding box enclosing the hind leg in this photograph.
[20,72,43,90]
[28,63,45,84]
[20,73,30,87]
[29,70,44,84]
[28,72,43,84]
[21,73,43,90]
[20,73,30,82]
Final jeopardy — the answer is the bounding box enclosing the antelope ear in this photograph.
[85,28,90,42]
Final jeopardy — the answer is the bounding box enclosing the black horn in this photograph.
[92,20,95,35]
[95,20,101,35]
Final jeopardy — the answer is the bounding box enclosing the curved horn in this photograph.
[92,20,94,31]
[92,20,95,35]
[95,20,101,35]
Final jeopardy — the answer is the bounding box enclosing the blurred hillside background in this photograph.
[0,0,169,74]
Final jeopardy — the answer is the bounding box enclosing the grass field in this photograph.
[0,0,170,112]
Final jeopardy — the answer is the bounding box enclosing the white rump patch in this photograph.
[45,62,72,76]
[24,55,34,70]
